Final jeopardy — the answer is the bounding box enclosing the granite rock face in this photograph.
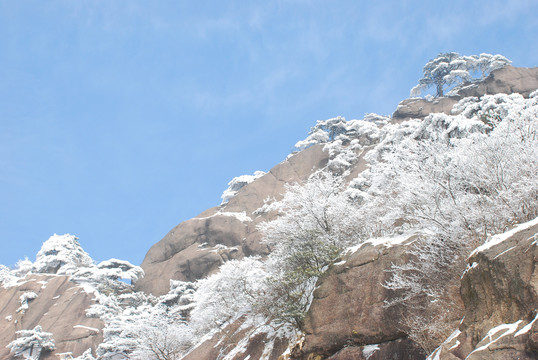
[135,144,331,295]
[0,275,103,360]
[434,220,538,360]
[294,238,427,360]
[2,66,536,360]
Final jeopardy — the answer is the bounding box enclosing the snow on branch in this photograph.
[411,52,511,98]
[7,325,55,359]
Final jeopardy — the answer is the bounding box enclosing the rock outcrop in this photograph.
[432,219,538,360]
[298,237,425,359]
[135,144,331,295]
[393,66,538,121]
[0,275,103,359]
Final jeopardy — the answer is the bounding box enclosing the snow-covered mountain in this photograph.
[1,60,537,360]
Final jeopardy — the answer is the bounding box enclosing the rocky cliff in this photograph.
[139,65,538,360]
[1,65,537,360]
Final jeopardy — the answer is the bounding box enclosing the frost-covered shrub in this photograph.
[258,171,362,328]
[221,170,266,204]
[32,234,93,274]
[13,258,34,278]
[294,115,386,152]
[0,265,18,287]
[91,281,196,360]
[7,325,55,359]
[355,92,538,352]
[130,320,193,360]
[384,235,466,353]
[189,257,267,334]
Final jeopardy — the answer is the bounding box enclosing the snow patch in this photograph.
[345,234,413,255]
[427,329,461,360]
[195,211,253,223]
[515,313,538,337]
[466,321,522,357]
[73,325,100,333]
[221,171,266,204]
[362,344,380,359]
[461,262,478,278]
[470,217,538,257]
[16,291,38,313]
[493,246,516,259]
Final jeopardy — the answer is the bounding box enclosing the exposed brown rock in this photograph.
[457,65,538,99]
[0,275,103,359]
[327,338,425,360]
[435,220,538,359]
[392,96,459,122]
[182,317,290,360]
[294,238,424,359]
[136,144,331,295]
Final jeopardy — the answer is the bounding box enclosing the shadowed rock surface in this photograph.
[434,221,538,359]
[298,239,423,359]
[0,275,103,360]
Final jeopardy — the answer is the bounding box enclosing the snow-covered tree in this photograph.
[258,171,362,328]
[363,92,538,352]
[96,259,145,283]
[476,53,512,78]
[0,264,18,286]
[130,320,193,360]
[410,52,511,97]
[189,257,267,335]
[294,115,386,151]
[32,234,93,274]
[7,325,55,359]
[90,283,195,360]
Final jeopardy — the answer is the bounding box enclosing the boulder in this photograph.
[292,237,426,359]
[457,66,538,99]
[434,219,538,359]
[392,96,459,122]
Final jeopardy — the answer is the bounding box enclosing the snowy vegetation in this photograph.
[1,55,536,359]
[7,326,55,359]
[410,52,511,97]
[172,88,535,356]
[198,90,535,354]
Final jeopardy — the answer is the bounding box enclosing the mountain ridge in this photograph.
[1,64,537,360]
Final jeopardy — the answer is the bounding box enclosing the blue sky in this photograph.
[1,0,537,267]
